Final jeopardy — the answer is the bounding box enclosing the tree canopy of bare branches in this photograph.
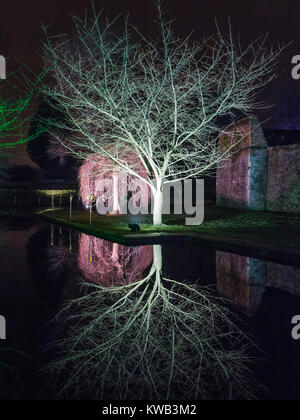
[41,2,283,224]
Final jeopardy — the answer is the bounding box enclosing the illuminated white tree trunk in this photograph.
[151,244,169,303]
[153,179,163,225]
[112,172,120,214]
[153,244,162,283]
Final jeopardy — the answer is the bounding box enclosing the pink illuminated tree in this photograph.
[78,147,150,213]
[77,233,153,286]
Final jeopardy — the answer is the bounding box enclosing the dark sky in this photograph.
[0,0,299,166]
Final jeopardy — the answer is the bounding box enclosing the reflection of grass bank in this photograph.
[45,262,259,400]
[43,207,300,254]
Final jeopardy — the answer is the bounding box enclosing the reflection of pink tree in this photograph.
[78,233,153,286]
[78,149,150,213]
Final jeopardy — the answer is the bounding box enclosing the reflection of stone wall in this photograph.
[216,251,266,315]
[267,262,300,295]
[266,144,300,214]
[216,250,300,316]
[216,117,268,210]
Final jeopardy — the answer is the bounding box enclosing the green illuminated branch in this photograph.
[0,70,46,151]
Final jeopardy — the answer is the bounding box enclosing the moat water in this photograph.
[0,216,299,400]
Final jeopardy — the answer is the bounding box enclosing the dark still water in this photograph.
[0,216,300,400]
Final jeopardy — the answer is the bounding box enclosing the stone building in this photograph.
[216,116,268,211]
[216,117,300,214]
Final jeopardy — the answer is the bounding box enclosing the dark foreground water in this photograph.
[0,216,300,400]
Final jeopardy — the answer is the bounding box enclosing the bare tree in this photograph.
[0,73,45,182]
[0,83,41,150]
[41,2,283,225]
[0,88,30,180]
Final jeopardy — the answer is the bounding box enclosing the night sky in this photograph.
[1,0,300,166]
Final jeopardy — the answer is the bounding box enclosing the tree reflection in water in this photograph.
[78,234,153,286]
[46,233,259,400]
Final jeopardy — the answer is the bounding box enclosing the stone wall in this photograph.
[216,116,268,210]
[217,118,300,214]
[266,144,300,214]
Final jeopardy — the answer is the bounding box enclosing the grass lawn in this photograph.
[42,206,300,252]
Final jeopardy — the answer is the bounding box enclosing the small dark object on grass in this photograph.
[128,223,140,232]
